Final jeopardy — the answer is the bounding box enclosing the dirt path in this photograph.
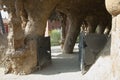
[0,44,84,80]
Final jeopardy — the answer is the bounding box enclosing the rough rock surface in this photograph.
[0,34,8,65]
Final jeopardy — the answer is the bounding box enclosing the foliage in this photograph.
[50,29,61,46]
[76,35,80,43]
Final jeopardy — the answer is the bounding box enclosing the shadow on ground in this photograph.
[33,51,80,75]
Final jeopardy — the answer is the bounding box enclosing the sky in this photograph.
[1,10,8,19]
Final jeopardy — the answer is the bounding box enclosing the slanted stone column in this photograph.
[60,13,67,49]
[106,0,120,79]
[63,13,84,53]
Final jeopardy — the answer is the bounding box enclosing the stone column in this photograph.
[63,13,84,53]
[0,0,59,74]
[85,15,98,33]
[61,13,67,49]
[106,0,120,79]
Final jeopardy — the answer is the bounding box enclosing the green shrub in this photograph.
[76,35,80,43]
[50,29,61,46]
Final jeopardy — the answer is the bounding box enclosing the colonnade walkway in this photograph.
[0,44,83,80]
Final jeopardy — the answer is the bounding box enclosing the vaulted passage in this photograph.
[0,0,120,79]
